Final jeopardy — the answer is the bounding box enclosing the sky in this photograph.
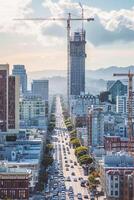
[0,0,134,72]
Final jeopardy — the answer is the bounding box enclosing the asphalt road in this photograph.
[54,96,89,200]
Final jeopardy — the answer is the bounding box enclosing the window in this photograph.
[115,183,118,188]
[115,176,118,181]
[115,191,118,196]
[111,191,113,196]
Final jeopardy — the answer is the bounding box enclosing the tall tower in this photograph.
[69,30,86,97]
[12,65,27,95]
[0,64,9,132]
[0,64,19,133]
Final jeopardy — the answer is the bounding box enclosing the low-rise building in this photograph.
[0,130,43,191]
[100,152,134,200]
[0,163,31,199]
[104,135,134,152]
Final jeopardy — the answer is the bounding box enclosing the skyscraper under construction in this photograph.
[69,30,86,97]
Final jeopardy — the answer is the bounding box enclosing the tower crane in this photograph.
[113,71,134,152]
[15,13,94,106]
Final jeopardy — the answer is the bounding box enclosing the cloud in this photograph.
[86,16,134,46]
[0,0,134,46]
[0,0,33,32]
[41,0,134,45]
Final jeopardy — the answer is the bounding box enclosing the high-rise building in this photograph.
[8,76,19,131]
[107,80,127,103]
[0,64,19,132]
[0,64,9,132]
[87,107,104,147]
[116,94,134,117]
[31,80,49,101]
[12,65,27,94]
[69,31,86,96]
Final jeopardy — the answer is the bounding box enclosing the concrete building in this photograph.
[116,95,127,114]
[88,107,104,147]
[12,65,27,95]
[100,152,134,200]
[0,164,31,199]
[69,31,86,96]
[0,64,19,133]
[8,76,20,131]
[103,112,126,137]
[116,94,134,117]
[107,80,127,103]
[20,96,47,129]
[70,94,99,116]
[32,80,49,101]
[104,135,134,152]
[70,94,99,127]
[77,127,88,147]
[0,129,43,191]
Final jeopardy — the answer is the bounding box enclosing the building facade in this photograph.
[20,96,47,128]
[31,80,49,101]
[88,107,104,147]
[107,80,127,103]
[100,152,134,200]
[0,168,31,200]
[12,65,27,95]
[0,64,19,133]
[69,31,86,96]
[104,136,134,152]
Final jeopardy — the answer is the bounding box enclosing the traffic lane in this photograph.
[60,133,89,198]
[56,97,89,199]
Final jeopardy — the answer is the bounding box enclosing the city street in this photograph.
[47,96,90,200]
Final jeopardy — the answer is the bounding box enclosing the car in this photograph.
[65,160,68,163]
[70,160,73,163]
[65,164,70,167]
[66,176,71,181]
[71,165,74,168]
[73,178,77,182]
[71,172,75,176]
[69,186,73,191]
[66,167,69,171]
[74,161,77,165]
[77,193,82,200]
[64,157,67,159]
[80,180,86,187]
[84,195,89,199]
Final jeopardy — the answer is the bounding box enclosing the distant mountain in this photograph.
[28,65,134,80]
[87,65,134,80]
[27,65,134,95]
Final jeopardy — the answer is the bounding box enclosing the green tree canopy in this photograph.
[70,138,81,147]
[75,146,88,157]
[78,154,93,165]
